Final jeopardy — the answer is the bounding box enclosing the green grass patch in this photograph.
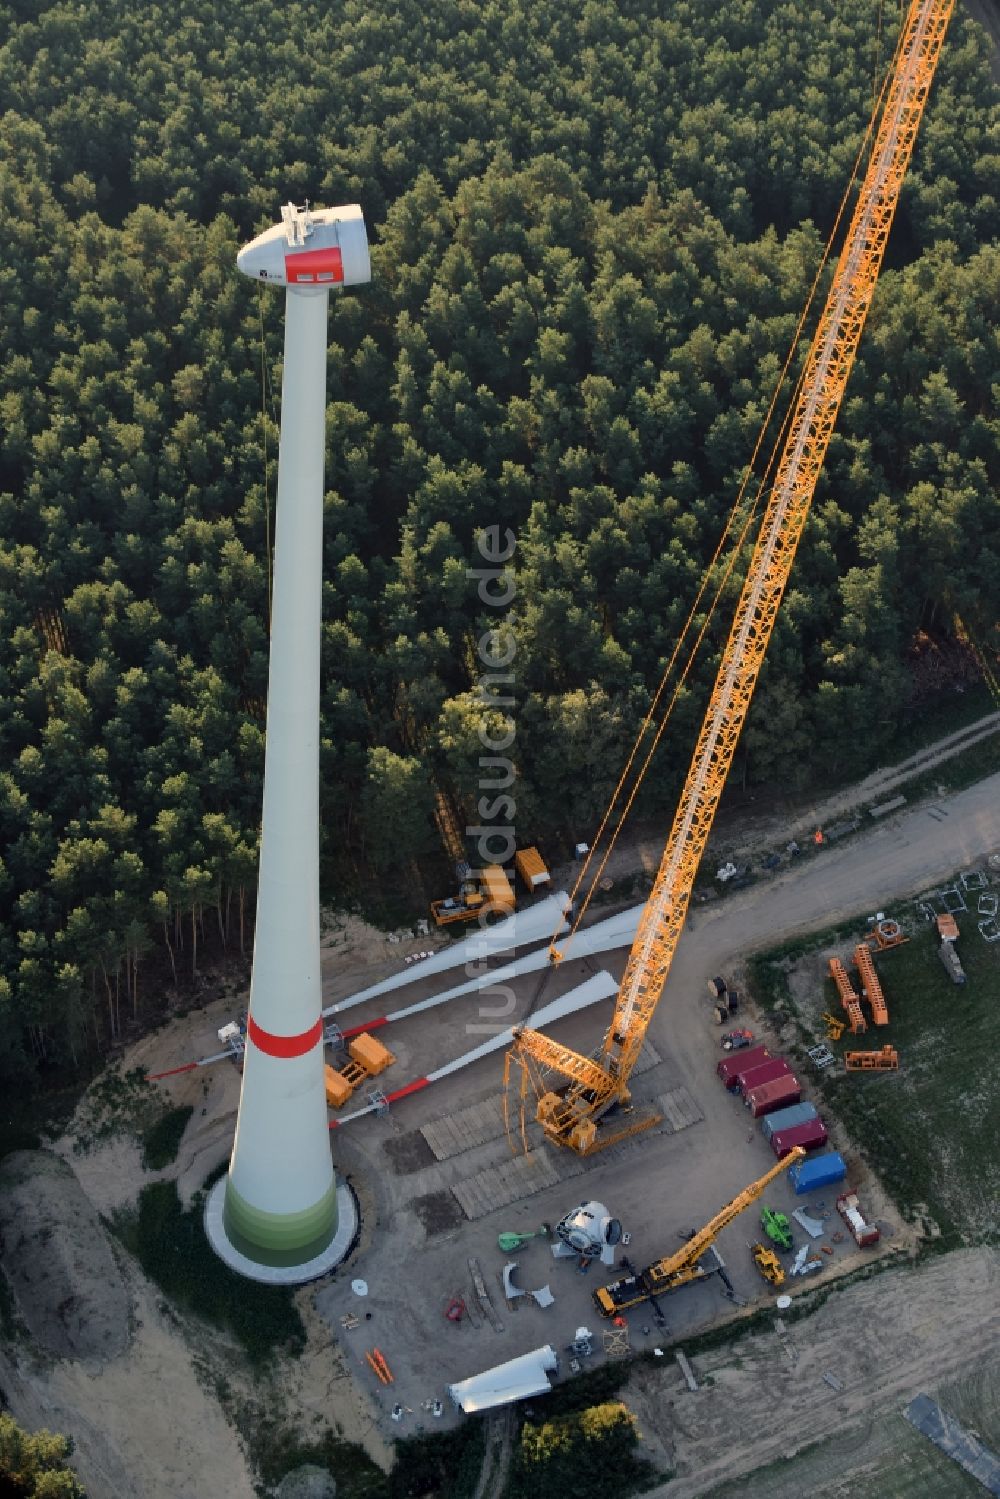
[389,1426,485,1498]
[141,1104,194,1169]
[532,1360,632,1417]
[509,1400,659,1499]
[745,915,862,1014]
[73,1063,162,1153]
[0,1071,88,1164]
[254,1425,390,1499]
[382,1367,645,1499]
[751,909,1000,1246]
[110,1180,306,1365]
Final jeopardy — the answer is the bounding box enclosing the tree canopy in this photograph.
[0,1413,86,1497]
[0,0,997,1079]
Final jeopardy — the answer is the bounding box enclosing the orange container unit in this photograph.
[349,1033,396,1077]
[324,1064,353,1109]
[480,864,516,917]
[514,846,551,892]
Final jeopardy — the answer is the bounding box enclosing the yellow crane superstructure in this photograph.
[505,0,955,1155]
[593,1148,805,1316]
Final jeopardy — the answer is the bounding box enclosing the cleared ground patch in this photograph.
[0,1149,130,1361]
[708,1357,1000,1499]
[749,892,1000,1246]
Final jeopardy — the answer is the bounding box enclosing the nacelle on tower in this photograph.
[237,202,370,289]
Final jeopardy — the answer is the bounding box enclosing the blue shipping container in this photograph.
[788,1151,847,1194]
[762,1102,818,1140]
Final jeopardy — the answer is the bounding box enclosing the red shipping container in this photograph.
[770,1119,828,1158]
[717,1044,769,1088]
[736,1058,791,1096]
[746,1074,801,1117]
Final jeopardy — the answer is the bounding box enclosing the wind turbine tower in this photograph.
[204,203,370,1282]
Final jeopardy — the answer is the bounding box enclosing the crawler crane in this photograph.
[504,0,954,1155]
[593,1149,805,1316]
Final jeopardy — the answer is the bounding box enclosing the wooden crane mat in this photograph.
[419,1041,664,1163]
[450,1084,702,1220]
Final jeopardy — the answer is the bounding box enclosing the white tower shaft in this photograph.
[206,203,370,1281]
[222,285,336,1268]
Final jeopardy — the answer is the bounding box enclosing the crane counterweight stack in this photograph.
[507,0,955,1156]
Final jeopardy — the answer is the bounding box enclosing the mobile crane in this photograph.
[593,1149,805,1316]
[504,0,954,1156]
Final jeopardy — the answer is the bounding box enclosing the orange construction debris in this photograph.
[828,957,867,1035]
[854,943,889,1026]
[365,1347,394,1384]
[844,1045,899,1071]
[865,917,908,952]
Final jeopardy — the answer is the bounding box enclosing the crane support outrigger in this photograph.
[506,0,954,1156]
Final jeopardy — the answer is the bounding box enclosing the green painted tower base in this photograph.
[204,1175,358,1285]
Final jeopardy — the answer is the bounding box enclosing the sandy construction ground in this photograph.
[0,1151,255,1499]
[1,753,997,1497]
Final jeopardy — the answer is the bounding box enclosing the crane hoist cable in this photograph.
[553,19,907,963]
[511,0,955,1157]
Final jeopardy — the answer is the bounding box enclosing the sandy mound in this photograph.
[276,1466,337,1498]
[0,1149,130,1361]
[0,1259,256,1499]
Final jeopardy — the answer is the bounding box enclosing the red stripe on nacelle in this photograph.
[285,246,344,284]
[247,1014,323,1059]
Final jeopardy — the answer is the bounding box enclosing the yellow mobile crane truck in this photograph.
[593,1149,805,1317]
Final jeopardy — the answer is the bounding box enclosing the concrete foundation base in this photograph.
[204,1177,359,1285]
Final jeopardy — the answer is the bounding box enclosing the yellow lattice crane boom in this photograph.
[508,0,955,1156]
[594,1148,805,1315]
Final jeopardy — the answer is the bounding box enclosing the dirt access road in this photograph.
[656,765,1000,1040]
[553,708,1000,892]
